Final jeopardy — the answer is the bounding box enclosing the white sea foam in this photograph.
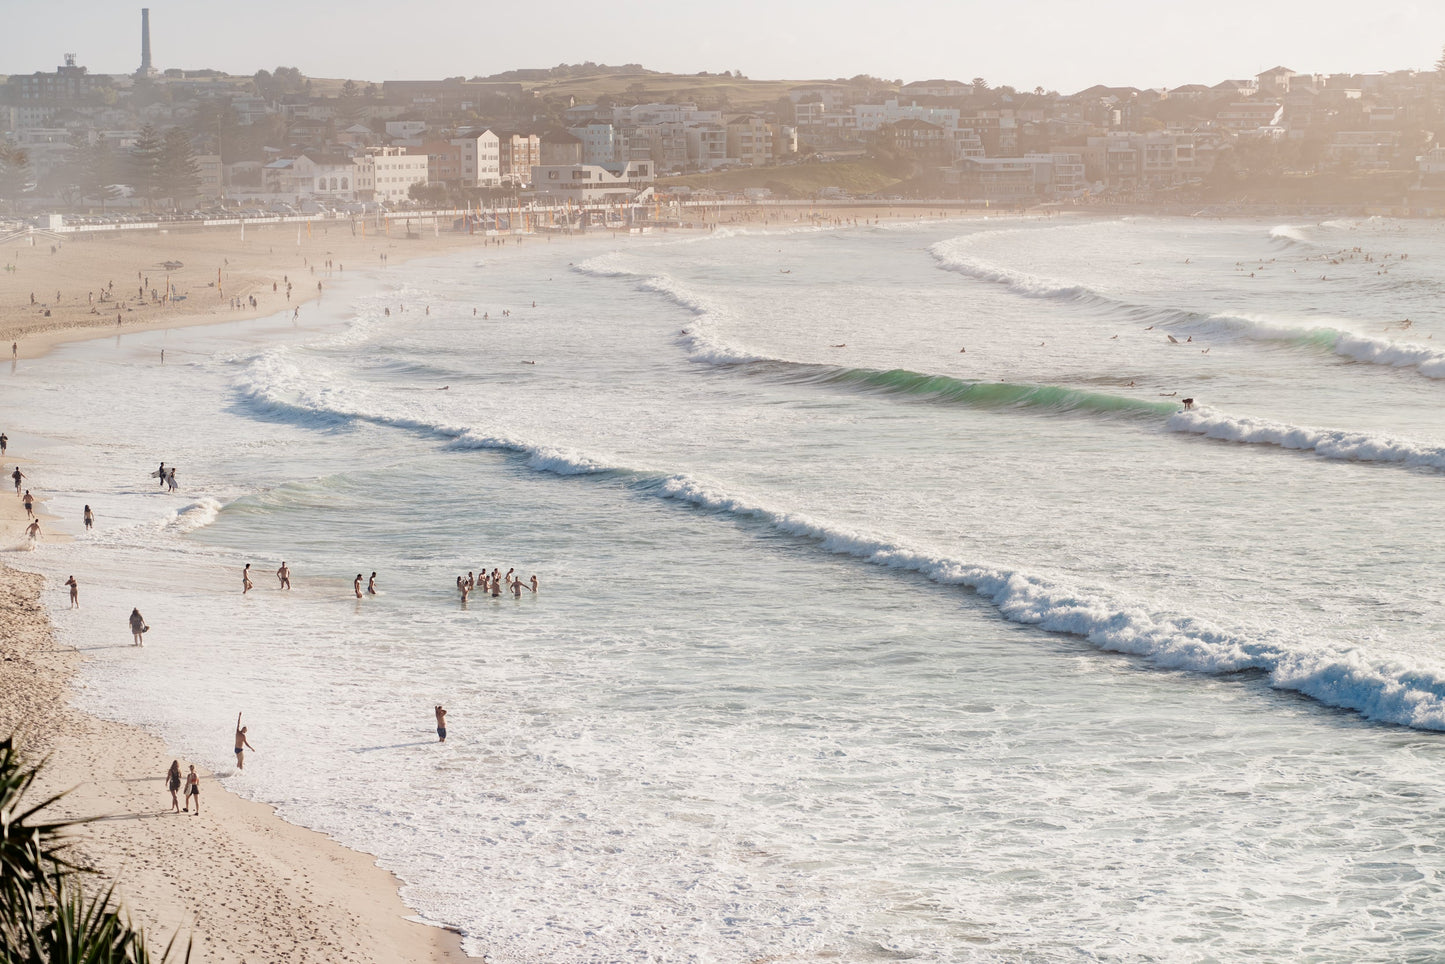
[572,256,766,365]
[1168,409,1445,471]
[1268,223,1314,247]
[930,237,1445,378]
[648,473,1445,730]
[164,497,226,533]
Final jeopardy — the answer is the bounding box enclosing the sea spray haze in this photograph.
[8,215,1445,962]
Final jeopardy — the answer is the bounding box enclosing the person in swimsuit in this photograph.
[184,764,200,813]
[367,572,377,595]
[354,574,363,598]
[435,704,447,742]
[167,760,182,813]
[129,607,146,645]
[22,490,34,518]
[242,563,253,593]
[277,561,291,589]
[65,575,78,609]
[529,575,539,593]
[25,519,40,543]
[83,505,94,530]
[234,713,255,769]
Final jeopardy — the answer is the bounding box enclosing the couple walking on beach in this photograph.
[166,760,201,814]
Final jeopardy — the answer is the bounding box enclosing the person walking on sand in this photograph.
[234,713,255,769]
[167,760,182,813]
[12,466,25,495]
[0,434,7,455]
[354,574,364,598]
[64,575,78,609]
[129,607,146,646]
[367,572,377,595]
[157,462,165,487]
[242,563,253,593]
[83,504,93,530]
[435,705,447,742]
[166,467,177,492]
[277,561,291,590]
[184,764,200,813]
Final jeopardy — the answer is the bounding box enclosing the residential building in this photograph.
[5,55,108,106]
[451,129,501,186]
[854,99,960,133]
[539,129,584,166]
[1325,131,1401,170]
[874,119,951,164]
[725,114,773,167]
[195,153,224,198]
[363,145,429,202]
[496,131,542,185]
[569,123,626,166]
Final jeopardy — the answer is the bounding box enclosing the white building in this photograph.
[854,99,961,133]
[360,146,429,202]
[451,129,502,186]
[529,161,654,203]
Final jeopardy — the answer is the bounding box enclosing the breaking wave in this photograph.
[928,238,1445,379]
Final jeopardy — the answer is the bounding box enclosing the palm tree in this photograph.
[0,737,190,963]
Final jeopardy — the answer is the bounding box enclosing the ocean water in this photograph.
[7,214,1445,962]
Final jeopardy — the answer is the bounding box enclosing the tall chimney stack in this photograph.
[140,8,152,72]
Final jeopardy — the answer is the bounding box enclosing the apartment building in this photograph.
[875,119,951,164]
[496,131,542,185]
[451,129,502,186]
[725,114,773,167]
[361,146,429,202]
[854,99,960,133]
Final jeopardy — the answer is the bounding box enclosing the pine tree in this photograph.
[129,124,165,203]
[159,128,201,206]
[77,139,123,207]
[337,79,364,128]
[1436,45,1445,73]
[0,143,30,211]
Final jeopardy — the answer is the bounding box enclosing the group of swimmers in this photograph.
[457,568,537,601]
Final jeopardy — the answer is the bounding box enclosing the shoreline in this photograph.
[0,203,1026,961]
[0,498,470,963]
[0,222,513,961]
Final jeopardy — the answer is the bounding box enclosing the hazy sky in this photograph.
[4,0,1443,93]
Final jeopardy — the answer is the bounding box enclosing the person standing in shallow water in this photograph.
[83,504,93,530]
[435,705,447,742]
[354,574,363,598]
[242,563,253,593]
[64,575,78,608]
